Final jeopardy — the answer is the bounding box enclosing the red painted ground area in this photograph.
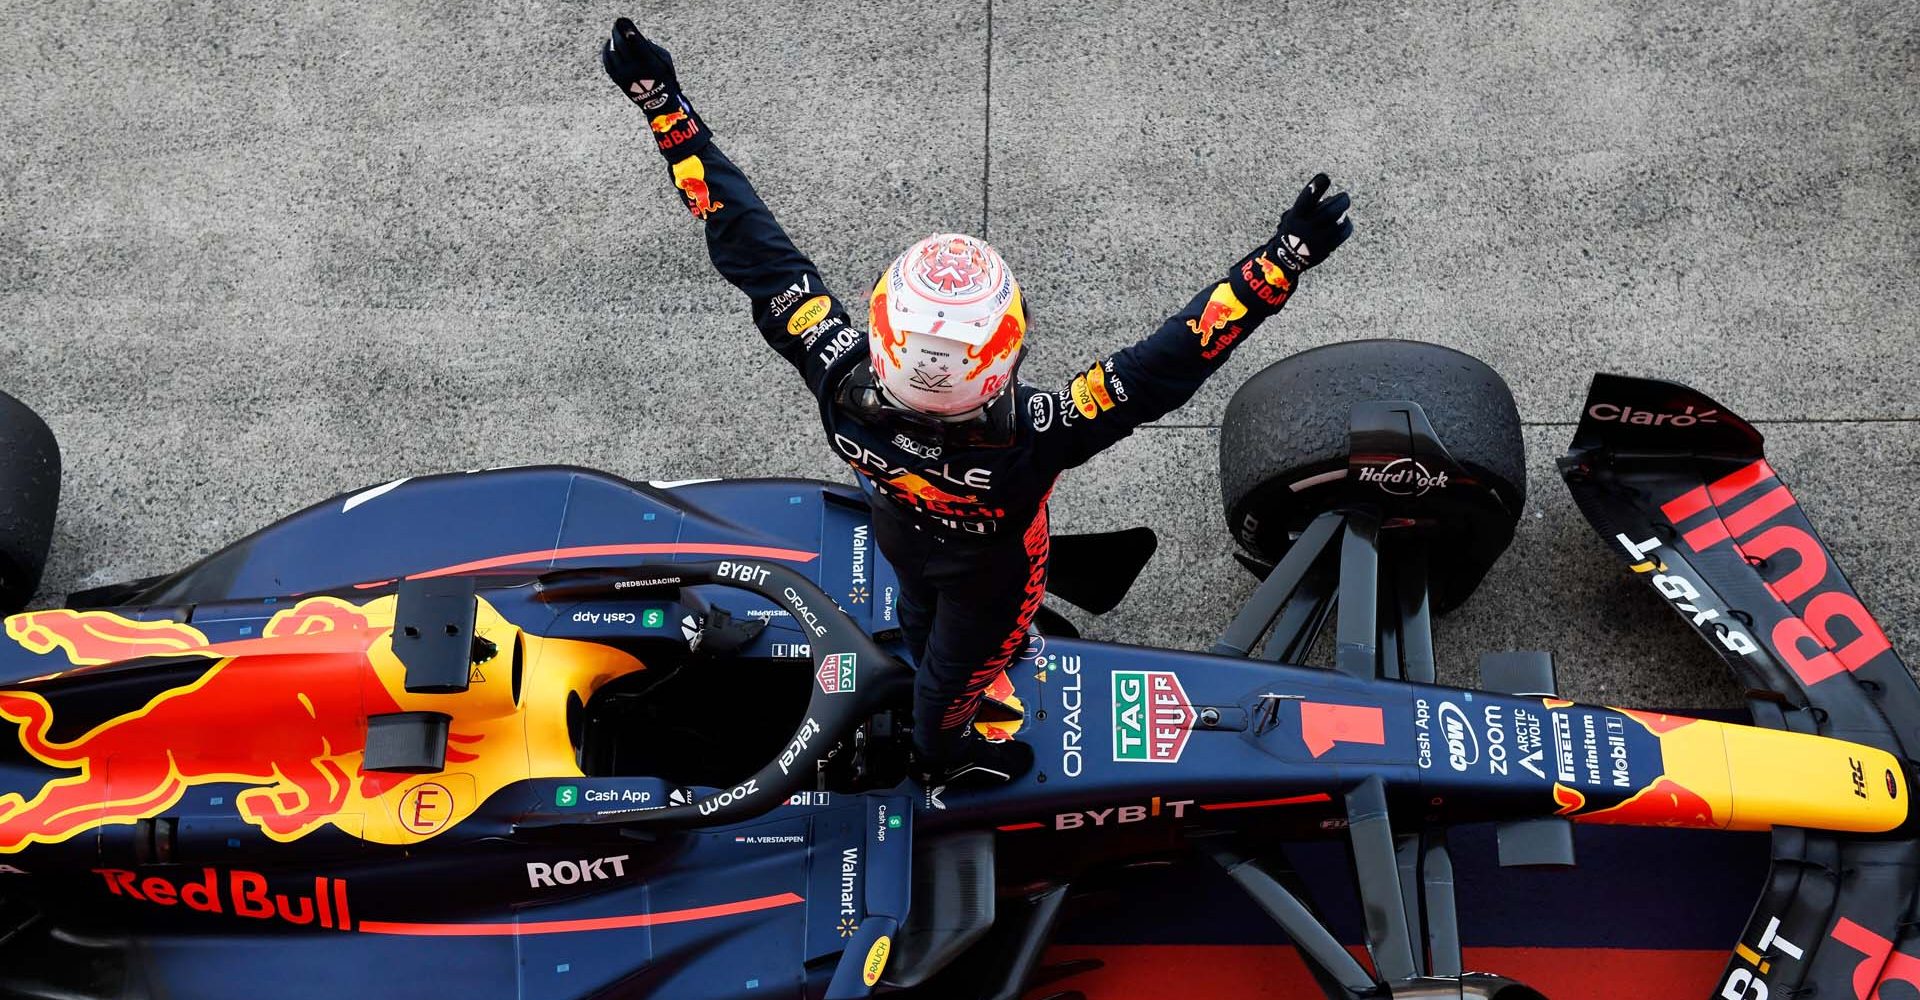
[1030,945,1726,998]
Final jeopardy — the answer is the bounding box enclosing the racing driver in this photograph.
[603,18,1353,785]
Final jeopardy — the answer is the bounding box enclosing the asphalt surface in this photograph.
[2,1,1914,708]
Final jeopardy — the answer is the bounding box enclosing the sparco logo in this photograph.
[891,434,940,459]
[1437,702,1477,771]
[1357,458,1448,497]
[1587,402,1719,428]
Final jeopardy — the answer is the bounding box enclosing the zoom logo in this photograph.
[1437,702,1478,772]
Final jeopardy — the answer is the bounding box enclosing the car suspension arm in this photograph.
[1207,849,1379,998]
[1211,510,1346,658]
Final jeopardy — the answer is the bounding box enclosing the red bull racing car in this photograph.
[0,341,1915,1000]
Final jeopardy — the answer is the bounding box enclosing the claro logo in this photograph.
[1437,702,1478,772]
[1587,402,1719,428]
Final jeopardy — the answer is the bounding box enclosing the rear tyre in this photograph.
[0,390,61,614]
[1219,339,1524,613]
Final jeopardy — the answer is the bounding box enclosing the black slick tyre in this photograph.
[1219,339,1524,613]
[0,390,61,614]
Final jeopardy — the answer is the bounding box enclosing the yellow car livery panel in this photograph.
[0,598,645,851]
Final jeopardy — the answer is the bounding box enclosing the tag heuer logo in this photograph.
[817,653,857,695]
[1111,669,1195,763]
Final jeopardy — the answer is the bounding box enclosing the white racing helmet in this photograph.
[867,234,1027,416]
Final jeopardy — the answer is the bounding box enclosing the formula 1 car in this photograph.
[0,340,1914,1000]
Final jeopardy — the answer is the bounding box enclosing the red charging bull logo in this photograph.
[649,99,701,152]
[884,472,977,506]
[1552,709,1717,828]
[1186,283,1247,347]
[7,610,213,666]
[963,286,1026,380]
[1576,777,1716,828]
[0,599,414,850]
[869,274,906,376]
[671,155,723,220]
[0,597,648,852]
[1240,254,1293,309]
[1255,255,1292,293]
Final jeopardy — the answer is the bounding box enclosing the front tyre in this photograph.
[0,389,61,613]
[1219,339,1525,614]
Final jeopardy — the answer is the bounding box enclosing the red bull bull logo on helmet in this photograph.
[868,273,907,379]
[671,155,723,220]
[963,284,1026,381]
[0,596,648,852]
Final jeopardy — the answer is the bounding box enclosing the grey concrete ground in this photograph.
[2,1,1914,708]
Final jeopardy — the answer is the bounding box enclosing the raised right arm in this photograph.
[602,18,859,398]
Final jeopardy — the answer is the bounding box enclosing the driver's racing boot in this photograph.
[914,731,1034,788]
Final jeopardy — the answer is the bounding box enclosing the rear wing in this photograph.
[1559,373,1920,999]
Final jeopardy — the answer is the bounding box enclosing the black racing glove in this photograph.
[601,17,710,158]
[1232,173,1353,312]
[1267,174,1353,273]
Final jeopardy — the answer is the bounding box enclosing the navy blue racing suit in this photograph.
[659,141,1304,758]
